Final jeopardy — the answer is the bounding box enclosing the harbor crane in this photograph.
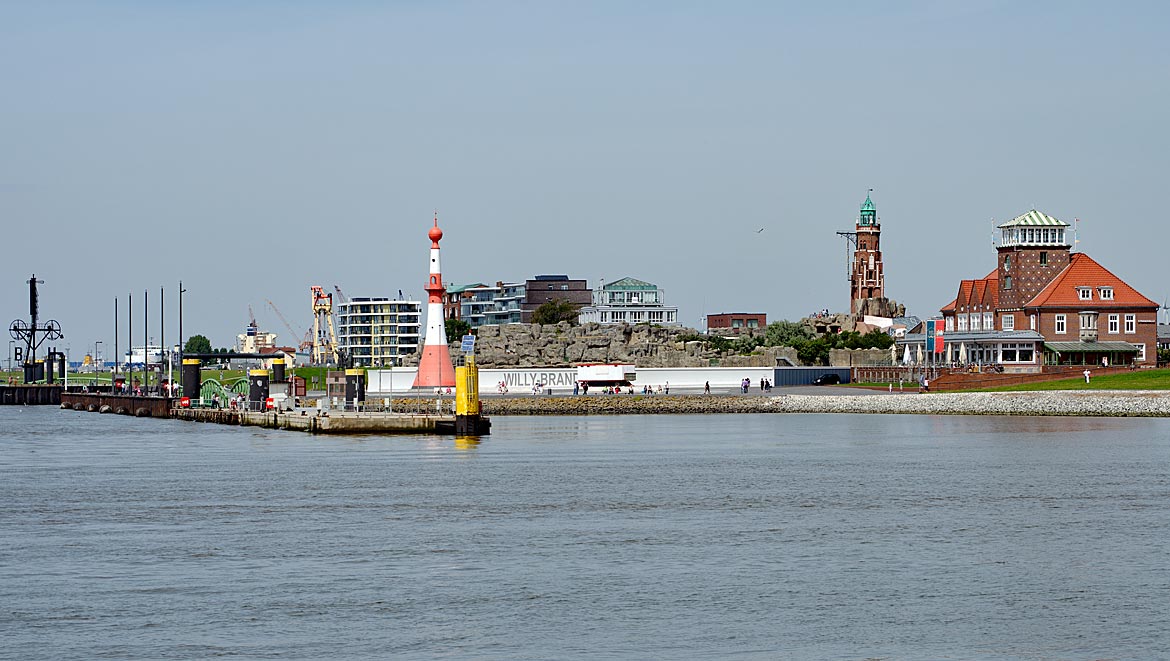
[310,285,339,365]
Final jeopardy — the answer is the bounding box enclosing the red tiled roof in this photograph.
[943,269,998,315]
[957,280,974,310]
[1025,252,1157,309]
[972,280,986,308]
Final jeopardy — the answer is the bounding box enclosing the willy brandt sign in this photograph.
[485,368,578,390]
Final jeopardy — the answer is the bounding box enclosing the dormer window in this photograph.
[1077,287,1092,301]
[1099,287,1114,300]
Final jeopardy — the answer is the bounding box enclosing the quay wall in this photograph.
[60,393,171,416]
[1,385,63,406]
[479,391,1170,417]
[171,407,448,434]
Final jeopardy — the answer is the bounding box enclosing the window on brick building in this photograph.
[1039,251,1048,265]
[1004,276,1012,290]
[1125,314,1135,333]
[1108,314,1119,334]
[1004,255,1012,269]
[1002,315,1015,331]
[1136,343,1146,361]
[1030,314,1036,330]
[1055,314,1066,334]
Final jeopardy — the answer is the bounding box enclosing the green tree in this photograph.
[796,337,831,365]
[532,299,580,326]
[184,334,212,356]
[862,328,895,350]
[445,318,472,344]
[764,320,814,347]
[732,334,762,354]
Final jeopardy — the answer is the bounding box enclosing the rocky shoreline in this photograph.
[477,391,1170,417]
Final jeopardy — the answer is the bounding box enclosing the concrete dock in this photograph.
[171,407,472,434]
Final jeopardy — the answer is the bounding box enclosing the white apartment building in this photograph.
[337,297,422,367]
[578,277,680,325]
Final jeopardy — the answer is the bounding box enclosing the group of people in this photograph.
[739,378,773,394]
[209,392,248,410]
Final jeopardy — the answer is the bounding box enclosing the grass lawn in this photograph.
[974,368,1170,392]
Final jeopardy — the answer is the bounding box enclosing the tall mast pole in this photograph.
[128,293,133,392]
[114,297,119,390]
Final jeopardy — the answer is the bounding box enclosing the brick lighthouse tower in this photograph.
[850,191,885,314]
[413,214,456,388]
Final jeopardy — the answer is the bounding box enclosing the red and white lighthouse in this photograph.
[413,214,456,388]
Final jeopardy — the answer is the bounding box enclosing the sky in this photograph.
[3,1,1168,359]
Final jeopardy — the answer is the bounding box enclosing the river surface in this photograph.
[2,408,1169,660]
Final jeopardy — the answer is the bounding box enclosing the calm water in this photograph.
[2,408,1169,660]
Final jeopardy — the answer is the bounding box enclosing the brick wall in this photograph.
[998,247,1071,309]
[929,365,1137,391]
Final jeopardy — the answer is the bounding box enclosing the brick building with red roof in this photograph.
[937,210,1158,367]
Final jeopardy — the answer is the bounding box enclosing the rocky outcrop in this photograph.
[399,323,801,368]
[852,297,905,318]
[456,323,720,368]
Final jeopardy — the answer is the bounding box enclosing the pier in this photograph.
[58,391,490,435]
[170,407,480,434]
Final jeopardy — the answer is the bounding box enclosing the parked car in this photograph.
[812,373,841,385]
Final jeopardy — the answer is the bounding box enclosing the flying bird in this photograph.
[756,227,765,233]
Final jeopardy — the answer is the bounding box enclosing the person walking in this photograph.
[704,381,710,395]
[1084,368,1092,384]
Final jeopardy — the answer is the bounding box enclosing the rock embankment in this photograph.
[479,391,1170,417]
[399,322,799,369]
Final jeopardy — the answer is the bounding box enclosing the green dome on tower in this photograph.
[859,190,877,226]
[860,193,875,212]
